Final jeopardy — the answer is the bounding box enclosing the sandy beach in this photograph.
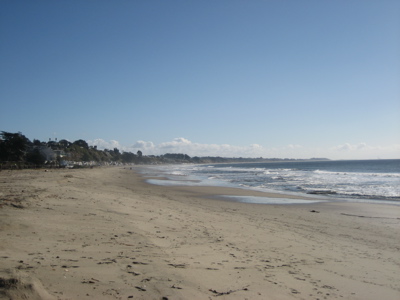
[0,167,399,300]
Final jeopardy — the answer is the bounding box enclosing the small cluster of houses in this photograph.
[36,145,65,162]
[32,145,122,168]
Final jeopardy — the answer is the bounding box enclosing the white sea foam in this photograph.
[314,169,400,178]
[168,171,188,176]
[221,195,327,205]
[146,178,233,187]
[139,160,400,204]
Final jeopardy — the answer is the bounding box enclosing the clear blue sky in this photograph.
[1,0,399,159]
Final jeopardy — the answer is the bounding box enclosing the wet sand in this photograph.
[0,167,399,299]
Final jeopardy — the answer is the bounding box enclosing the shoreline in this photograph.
[1,167,399,299]
[137,164,400,206]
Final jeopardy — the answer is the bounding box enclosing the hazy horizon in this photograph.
[1,1,399,160]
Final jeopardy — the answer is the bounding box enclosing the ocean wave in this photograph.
[313,169,400,178]
[168,171,188,176]
[146,160,400,203]
[306,190,338,195]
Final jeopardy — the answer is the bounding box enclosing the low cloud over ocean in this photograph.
[87,138,400,160]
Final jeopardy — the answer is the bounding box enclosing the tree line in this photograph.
[0,131,329,169]
[0,131,146,168]
[0,131,240,168]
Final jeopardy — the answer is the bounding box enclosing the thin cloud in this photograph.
[89,137,273,157]
[132,140,155,150]
[88,138,400,160]
[332,143,400,159]
[334,142,371,152]
[287,144,303,149]
[87,139,123,150]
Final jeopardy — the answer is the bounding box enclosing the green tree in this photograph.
[0,131,31,161]
[33,139,42,146]
[73,139,89,149]
[82,151,92,162]
[121,152,137,163]
[59,139,71,148]
[26,148,46,165]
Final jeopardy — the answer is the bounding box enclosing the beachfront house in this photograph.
[38,146,66,162]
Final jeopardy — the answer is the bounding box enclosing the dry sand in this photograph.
[0,167,399,300]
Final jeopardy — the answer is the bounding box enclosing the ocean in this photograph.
[140,159,400,205]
